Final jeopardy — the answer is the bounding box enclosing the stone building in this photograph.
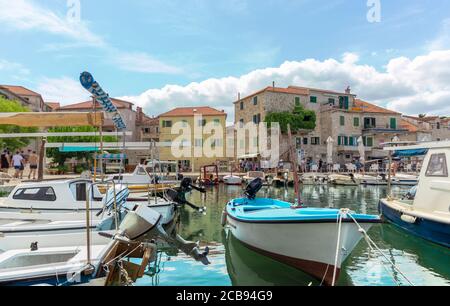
[234,85,408,165]
[0,85,50,112]
[158,106,228,171]
[403,116,450,141]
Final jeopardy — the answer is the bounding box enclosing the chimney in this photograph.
[272,81,276,88]
[345,86,351,94]
[137,107,143,123]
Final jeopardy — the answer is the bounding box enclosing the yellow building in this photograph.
[158,106,228,172]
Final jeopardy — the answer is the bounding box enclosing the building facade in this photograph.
[158,106,228,171]
[403,116,450,141]
[0,85,50,112]
[234,85,408,164]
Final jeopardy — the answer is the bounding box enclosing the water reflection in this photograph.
[137,184,449,286]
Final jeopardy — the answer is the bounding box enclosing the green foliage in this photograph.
[0,97,38,151]
[46,126,118,167]
[265,105,317,134]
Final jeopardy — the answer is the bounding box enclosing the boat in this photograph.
[300,173,328,185]
[379,141,450,248]
[223,175,243,186]
[360,174,388,186]
[223,178,381,285]
[243,171,270,186]
[328,174,360,186]
[198,165,220,186]
[391,173,419,186]
[108,163,182,186]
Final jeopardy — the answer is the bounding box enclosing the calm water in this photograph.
[132,185,450,286]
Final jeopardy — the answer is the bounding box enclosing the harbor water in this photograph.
[134,184,450,286]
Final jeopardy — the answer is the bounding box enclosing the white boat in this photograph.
[109,162,181,185]
[300,173,328,185]
[359,174,388,186]
[223,178,380,286]
[380,142,450,248]
[391,173,419,186]
[328,174,360,186]
[223,175,243,186]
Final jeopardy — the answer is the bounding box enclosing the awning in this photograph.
[238,153,259,159]
[59,147,100,153]
[393,149,428,157]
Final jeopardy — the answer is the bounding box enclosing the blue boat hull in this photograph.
[379,200,450,248]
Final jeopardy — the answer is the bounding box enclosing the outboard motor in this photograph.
[245,177,263,200]
[165,178,207,213]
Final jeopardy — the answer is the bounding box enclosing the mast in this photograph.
[287,124,302,206]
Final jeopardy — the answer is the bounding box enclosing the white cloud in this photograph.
[0,0,105,47]
[112,51,182,74]
[36,76,90,104]
[122,50,450,118]
[0,0,178,75]
[0,59,30,75]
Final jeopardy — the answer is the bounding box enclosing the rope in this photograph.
[347,212,415,286]
[331,210,345,286]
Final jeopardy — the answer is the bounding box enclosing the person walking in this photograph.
[1,150,10,173]
[12,151,24,179]
[28,151,38,180]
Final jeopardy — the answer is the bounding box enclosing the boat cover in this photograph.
[393,149,428,157]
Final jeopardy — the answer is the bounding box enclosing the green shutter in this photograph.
[338,136,342,146]
[295,97,301,106]
[390,118,397,129]
[340,116,345,126]
[354,118,360,127]
[344,97,349,109]
[367,137,374,147]
[310,96,317,103]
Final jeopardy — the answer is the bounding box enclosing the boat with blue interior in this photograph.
[379,141,450,248]
[223,178,381,286]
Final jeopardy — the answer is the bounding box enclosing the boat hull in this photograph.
[226,215,373,285]
[379,200,450,248]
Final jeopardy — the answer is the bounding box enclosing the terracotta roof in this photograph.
[159,106,227,118]
[400,119,419,133]
[234,86,309,103]
[354,99,400,115]
[0,85,41,97]
[288,86,352,96]
[45,102,61,110]
[59,98,133,110]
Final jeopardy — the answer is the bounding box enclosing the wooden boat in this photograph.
[380,142,450,248]
[223,178,380,285]
[328,174,360,186]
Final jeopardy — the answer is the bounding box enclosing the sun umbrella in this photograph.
[358,136,365,164]
[327,137,334,164]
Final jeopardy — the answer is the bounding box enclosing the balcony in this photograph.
[363,125,408,135]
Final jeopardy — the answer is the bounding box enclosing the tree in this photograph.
[264,105,317,134]
[46,126,118,167]
[0,97,37,151]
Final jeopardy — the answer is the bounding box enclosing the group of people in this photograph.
[239,160,261,172]
[0,149,39,180]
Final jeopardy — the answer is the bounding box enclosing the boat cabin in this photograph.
[0,179,104,211]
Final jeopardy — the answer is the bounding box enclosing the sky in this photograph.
[1,0,450,119]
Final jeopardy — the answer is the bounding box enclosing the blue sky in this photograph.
[1,0,450,117]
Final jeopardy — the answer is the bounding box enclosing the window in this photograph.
[296,137,302,149]
[303,138,308,145]
[74,183,87,201]
[426,153,448,177]
[195,139,203,147]
[340,116,345,126]
[253,114,261,124]
[213,119,220,126]
[253,96,258,106]
[162,121,172,128]
[437,122,441,130]
[338,136,349,146]
[349,136,355,147]
[239,119,245,128]
[295,97,301,107]
[328,98,335,105]
[198,119,207,127]
[13,187,56,202]
[390,118,397,129]
[364,118,376,129]
[363,136,374,147]
[181,120,188,128]
[240,102,244,110]
[310,96,317,103]
[311,137,320,145]
[339,96,349,109]
[354,118,360,127]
